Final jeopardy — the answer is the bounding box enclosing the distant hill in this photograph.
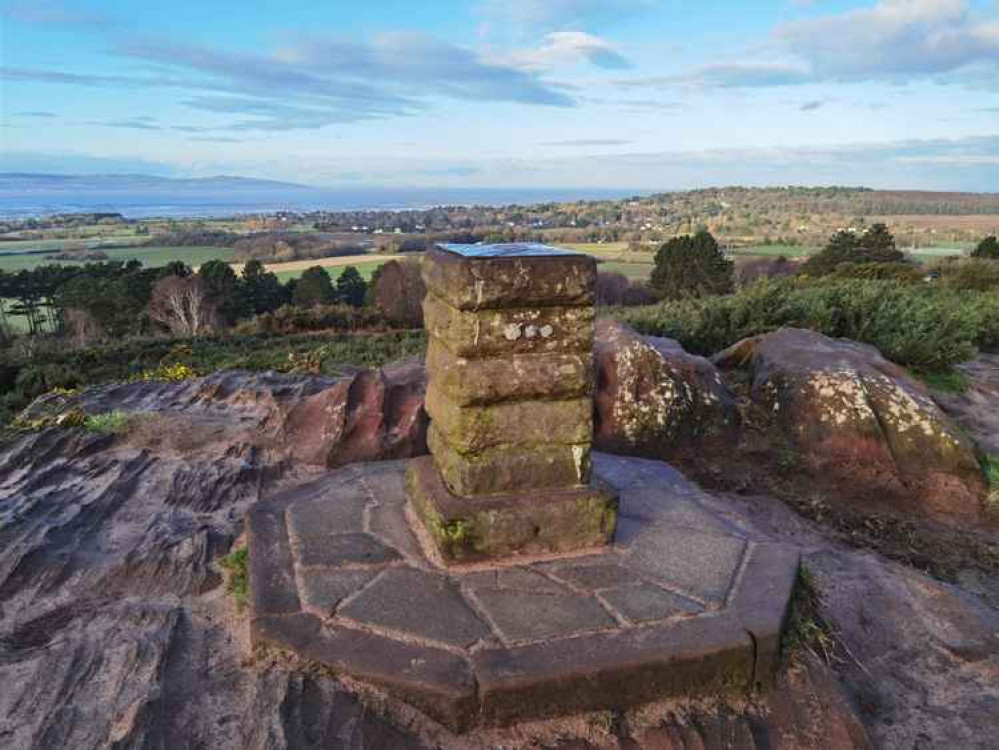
[0,173,318,193]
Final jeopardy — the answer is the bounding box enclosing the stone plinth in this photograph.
[247,455,801,733]
[416,243,616,561]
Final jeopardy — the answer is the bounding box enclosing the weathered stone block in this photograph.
[429,423,590,495]
[425,384,592,454]
[406,456,618,563]
[422,244,596,311]
[426,338,592,406]
[423,293,594,359]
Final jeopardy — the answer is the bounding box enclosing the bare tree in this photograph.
[148,275,218,337]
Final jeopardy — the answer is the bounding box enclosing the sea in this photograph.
[0,187,646,220]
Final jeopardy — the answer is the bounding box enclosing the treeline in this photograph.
[0,253,437,346]
[0,259,368,343]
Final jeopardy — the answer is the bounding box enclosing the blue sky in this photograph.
[1,0,998,190]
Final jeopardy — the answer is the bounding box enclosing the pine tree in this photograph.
[649,230,733,300]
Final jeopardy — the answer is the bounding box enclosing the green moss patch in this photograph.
[220,547,249,609]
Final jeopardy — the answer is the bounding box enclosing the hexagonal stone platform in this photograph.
[247,454,799,733]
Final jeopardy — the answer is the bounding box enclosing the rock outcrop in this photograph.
[2,351,998,748]
[714,328,988,523]
[934,353,999,456]
[21,362,429,470]
[593,319,738,461]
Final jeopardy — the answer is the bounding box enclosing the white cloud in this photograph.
[623,0,999,91]
[777,0,999,80]
[517,32,632,70]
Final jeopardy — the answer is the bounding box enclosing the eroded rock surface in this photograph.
[2,349,998,748]
[593,319,738,462]
[934,353,999,456]
[0,394,996,748]
[714,328,988,523]
[21,363,428,470]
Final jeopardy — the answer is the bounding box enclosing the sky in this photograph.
[1,0,998,191]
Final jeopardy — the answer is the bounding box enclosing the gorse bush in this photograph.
[0,329,427,425]
[620,278,997,370]
[934,258,999,292]
[236,303,390,336]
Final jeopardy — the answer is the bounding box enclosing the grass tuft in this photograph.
[219,547,249,609]
[782,565,837,666]
[913,368,970,394]
[83,410,136,433]
[983,455,999,515]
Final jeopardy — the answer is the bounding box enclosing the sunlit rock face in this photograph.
[715,327,988,523]
[593,319,739,461]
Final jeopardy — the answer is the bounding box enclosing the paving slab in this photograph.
[471,588,617,642]
[624,527,747,605]
[294,531,401,567]
[247,454,799,732]
[599,583,704,624]
[299,567,379,616]
[339,568,493,648]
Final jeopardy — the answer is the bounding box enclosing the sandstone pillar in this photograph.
[407,243,618,563]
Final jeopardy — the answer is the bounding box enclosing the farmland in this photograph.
[0,243,236,273]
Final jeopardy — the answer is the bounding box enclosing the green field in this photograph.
[596,261,652,281]
[272,261,384,283]
[729,244,815,257]
[0,245,235,273]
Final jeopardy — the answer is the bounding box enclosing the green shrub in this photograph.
[828,261,923,284]
[619,278,984,369]
[934,258,999,292]
[237,303,389,336]
[0,329,427,426]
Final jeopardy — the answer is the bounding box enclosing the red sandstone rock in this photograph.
[714,327,988,523]
[593,319,739,461]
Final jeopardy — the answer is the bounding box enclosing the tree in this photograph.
[198,259,244,323]
[649,230,733,300]
[369,260,425,326]
[803,223,905,276]
[239,260,287,315]
[148,275,218,337]
[335,266,368,308]
[972,235,999,259]
[293,266,335,307]
[56,275,138,338]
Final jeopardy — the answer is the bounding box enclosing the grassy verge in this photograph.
[219,547,248,609]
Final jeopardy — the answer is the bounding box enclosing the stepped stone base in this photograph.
[406,454,616,563]
[247,454,800,733]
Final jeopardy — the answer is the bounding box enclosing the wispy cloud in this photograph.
[86,116,162,130]
[542,138,633,146]
[2,0,111,29]
[777,0,999,81]
[187,136,248,143]
[480,0,655,31]
[4,30,579,133]
[14,110,58,118]
[799,99,827,112]
[619,61,812,90]
[623,0,999,91]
